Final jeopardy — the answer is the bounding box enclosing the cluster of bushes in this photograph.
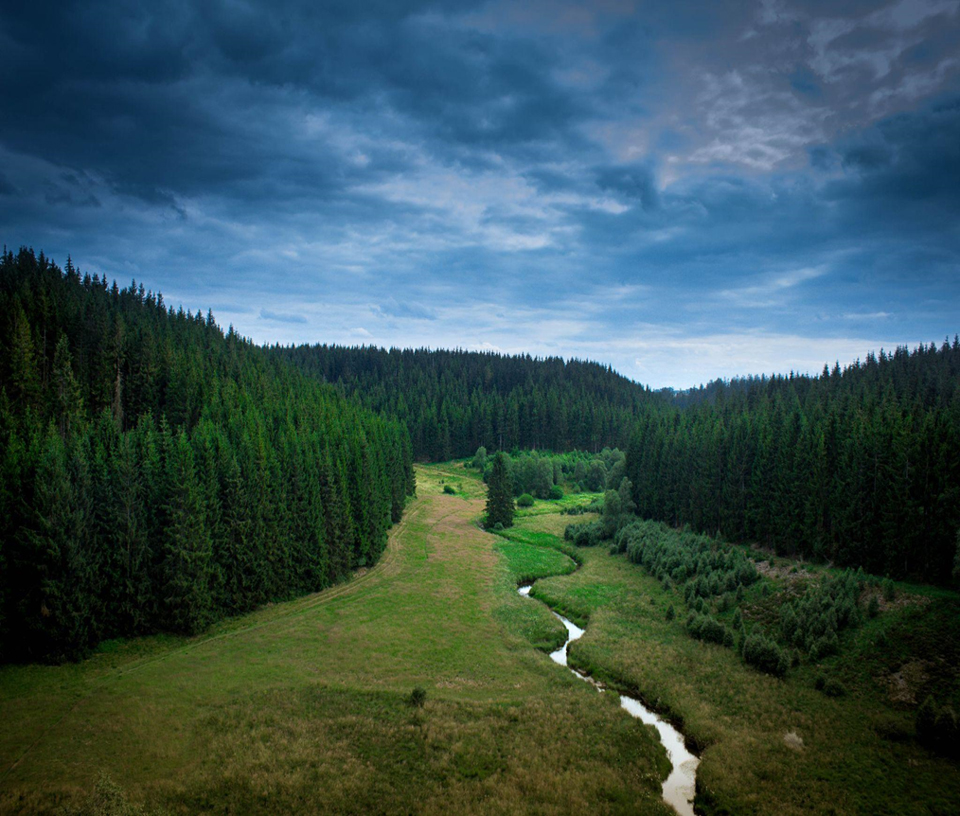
[595,517,887,679]
[778,570,866,660]
[614,519,759,597]
[815,675,847,697]
[473,447,626,499]
[565,520,604,547]
[741,632,790,677]
[686,613,734,648]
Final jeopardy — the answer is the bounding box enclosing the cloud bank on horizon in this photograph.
[1,0,958,388]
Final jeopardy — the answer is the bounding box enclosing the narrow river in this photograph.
[518,585,699,816]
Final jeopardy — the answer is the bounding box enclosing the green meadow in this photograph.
[0,464,670,815]
[3,460,958,815]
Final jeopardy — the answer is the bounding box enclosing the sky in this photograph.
[2,0,959,389]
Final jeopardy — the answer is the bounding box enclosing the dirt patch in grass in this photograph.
[783,731,804,750]
[754,560,811,584]
[882,660,931,706]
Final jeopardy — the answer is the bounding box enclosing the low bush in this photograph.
[687,613,729,646]
[409,686,427,708]
[565,520,603,547]
[822,678,846,697]
[742,632,789,677]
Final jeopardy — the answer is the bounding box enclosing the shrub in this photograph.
[549,485,564,500]
[665,605,676,622]
[517,493,535,507]
[882,578,896,602]
[875,715,911,743]
[867,594,880,618]
[822,678,847,697]
[742,632,789,677]
[443,485,456,495]
[567,520,603,547]
[809,631,839,662]
[409,686,427,708]
[687,613,728,646]
[493,522,504,532]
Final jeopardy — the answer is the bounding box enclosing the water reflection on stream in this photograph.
[518,585,698,816]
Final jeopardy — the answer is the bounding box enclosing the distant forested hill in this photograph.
[274,344,663,459]
[626,347,960,584]
[276,339,960,584]
[0,248,414,662]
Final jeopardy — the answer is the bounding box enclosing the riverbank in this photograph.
[505,489,960,815]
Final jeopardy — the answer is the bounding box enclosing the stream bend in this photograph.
[518,585,699,816]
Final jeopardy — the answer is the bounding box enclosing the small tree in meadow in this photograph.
[485,452,515,529]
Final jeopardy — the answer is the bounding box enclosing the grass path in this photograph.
[0,464,670,815]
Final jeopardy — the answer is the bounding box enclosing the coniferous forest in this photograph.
[625,349,960,584]
[278,338,960,586]
[0,248,414,663]
[274,344,658,459]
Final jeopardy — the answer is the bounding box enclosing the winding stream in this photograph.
[518,585,699,816]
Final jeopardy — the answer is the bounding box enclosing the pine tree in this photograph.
[485,452,515,529]
[160,430,212,634]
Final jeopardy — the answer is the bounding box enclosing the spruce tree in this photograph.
[485,452,514,529]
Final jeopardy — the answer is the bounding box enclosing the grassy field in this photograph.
[0,463,671,815]
[5,459,957,815]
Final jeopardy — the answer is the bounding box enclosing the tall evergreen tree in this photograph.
[485,452,515,529]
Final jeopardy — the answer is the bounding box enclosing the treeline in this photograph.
[274,344,660,460]
[625,346,960,583]
[0,248,414,662]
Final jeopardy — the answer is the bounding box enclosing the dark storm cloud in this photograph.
[2,0,959,387]
[595,165,660,211]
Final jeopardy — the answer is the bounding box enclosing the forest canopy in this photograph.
[625,346,960,584]
[274,344,662,460]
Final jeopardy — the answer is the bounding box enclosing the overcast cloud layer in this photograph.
[2,0,959,388]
